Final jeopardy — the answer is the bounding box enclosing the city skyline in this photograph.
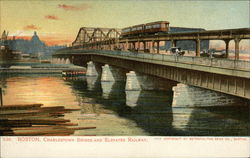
[0,0,249,47]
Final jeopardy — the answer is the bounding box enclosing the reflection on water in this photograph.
[125,90,141,107]
[172,106,249,136]
[101,81,115,99]
[0,74,249,136]
[86,76,98,91]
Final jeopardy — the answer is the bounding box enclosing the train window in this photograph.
[122,28,130,33]
[125,29,130,32]
[153,24,160,28]
[137,27,143,30]
[146,25,152,29]
[132,27,137,31]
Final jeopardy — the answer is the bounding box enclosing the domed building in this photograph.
[28,31,46,54]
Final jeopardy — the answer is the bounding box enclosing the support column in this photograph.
[234,38,241,60]
[224,39,230,58]
[115,39,119,50]
[171,40,177,48]
[0,88,3,106]
[152,41,155,53]
[109,40,112,50]
[110,44,114,50]
[129,42,132,50]
[132,42,136,50]
[86,61,98,76]
[143,41,146,52]
[195,39,201,57]
[156,41,160,54]
[71,56,74,64]
[137,40,140,51]
[101,64,115,82]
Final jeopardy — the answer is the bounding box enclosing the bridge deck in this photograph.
[55,49,250,78]
[54,49,250,99]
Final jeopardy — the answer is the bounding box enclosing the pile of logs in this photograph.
[0,104,96,136]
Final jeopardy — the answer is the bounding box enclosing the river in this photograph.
[0,71,249,136]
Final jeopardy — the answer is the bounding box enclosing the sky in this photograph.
[0,0,249,46]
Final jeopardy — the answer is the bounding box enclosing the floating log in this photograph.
[4,126,96,136]
[69,127,96,130]
[0,103,93,136]
[0,104,43,110]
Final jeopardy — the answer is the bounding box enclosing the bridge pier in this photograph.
[86,61,99,76]
[101,64,115,82]
[101,64,126,81]
[125,71,141,91]
[172,83,244,107]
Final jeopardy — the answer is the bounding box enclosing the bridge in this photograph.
[53,27,250,106]
[71,27,250,60]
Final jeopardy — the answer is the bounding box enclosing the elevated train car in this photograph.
[121,21,170,37]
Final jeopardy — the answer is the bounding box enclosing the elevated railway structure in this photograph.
[72,27,250,60]
[54,27,250,100]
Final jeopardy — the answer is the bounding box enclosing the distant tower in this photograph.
[31,31,40,42]
[1,30,9,46]
[29,31,46,54]
[1,30,8,41]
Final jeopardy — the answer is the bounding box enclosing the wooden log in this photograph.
[0,119,71,127]
[69,127,96,130]
[0,103,87,136]
[12,127,75,136]
[0,104,43,110]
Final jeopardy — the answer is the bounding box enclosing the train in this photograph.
[121,21,170,37]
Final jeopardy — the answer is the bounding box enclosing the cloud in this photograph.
[23,24,41,30]
[45,15,59,20]
[58,3,91,11]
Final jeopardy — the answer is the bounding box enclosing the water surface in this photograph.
[0,74,249,136]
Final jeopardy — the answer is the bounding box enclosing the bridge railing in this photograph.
[99,50,250,71]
